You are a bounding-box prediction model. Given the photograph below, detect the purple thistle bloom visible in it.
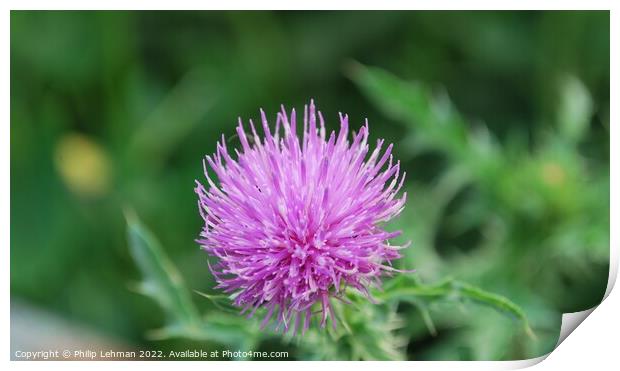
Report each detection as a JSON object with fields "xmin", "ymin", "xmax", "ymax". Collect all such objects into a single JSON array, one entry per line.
[{"xmin": 195, "ymin": 100, "xmax": 409, "ymax": 334}]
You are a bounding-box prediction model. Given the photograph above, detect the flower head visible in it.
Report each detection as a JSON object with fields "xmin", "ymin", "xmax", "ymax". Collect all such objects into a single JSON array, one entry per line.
[{"xmin": 195, "ymin": 100, "xmax": 409, "ymax": 334}]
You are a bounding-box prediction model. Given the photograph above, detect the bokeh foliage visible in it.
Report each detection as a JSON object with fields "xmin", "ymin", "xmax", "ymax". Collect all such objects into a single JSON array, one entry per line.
[{"xmin": 11, "ymin": 11, "xmax": 609, "ymax": 360}]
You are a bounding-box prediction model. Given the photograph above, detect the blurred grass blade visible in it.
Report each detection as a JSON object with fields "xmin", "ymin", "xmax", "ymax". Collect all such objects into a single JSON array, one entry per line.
[
  {"xmin": 412, "ymin": 302, "xmax": 438, "ymax": 337},
  {"xmin": 125, "ymin": 209, "xmax": 200, "ymax": 330},
  {"xmin": 557, "ymin": 75, "xmax": 593, "ymax": 144},
  {"xmin": 130, "ymin": 68, "xmax": 215, "ymax": 164}
]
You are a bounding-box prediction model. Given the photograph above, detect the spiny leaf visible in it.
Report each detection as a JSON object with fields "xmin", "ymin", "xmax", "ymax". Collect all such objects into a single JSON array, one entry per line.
[
  {"xmin": 125, "ymin": 208, "xmax": 200, "ymax": 328},
  {"xmin": 194, "ymin": 290, "xmax": 241, "ymax": 315},
  {"xmin": 377, "ymin": 276, "xmax": 535, "ymax": 340},
  {"xmin": 454, "ymin": 280, "xmax": 536, "ymax": 339},
  {"xmin": 296, "ymin": 290, "xmax": 407, "ymax": 361},
  {"xmin": 126, "ymin": 209, "xmax": 259, "ymax": 348}
]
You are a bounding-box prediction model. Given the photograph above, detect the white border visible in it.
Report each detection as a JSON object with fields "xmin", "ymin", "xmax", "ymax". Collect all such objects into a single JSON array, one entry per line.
[
  {"xmin": 4, "ymin": 2, "xmax": 617, "ymax": 370},
  {"xmin": 0, "ymin": 0, "xmax": 616, "ymax": 10}
]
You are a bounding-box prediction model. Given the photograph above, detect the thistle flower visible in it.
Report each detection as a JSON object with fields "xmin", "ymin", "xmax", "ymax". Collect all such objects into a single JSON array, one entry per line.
[{"xmin": 195, "ymin": 100, "xmax": 409, "ymax": 334}]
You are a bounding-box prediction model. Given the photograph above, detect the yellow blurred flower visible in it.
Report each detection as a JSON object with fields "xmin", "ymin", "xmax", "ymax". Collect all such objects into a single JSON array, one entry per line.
[{"xmin": 54, "ymin": 133, "xmax": 111, "ymax": 197}]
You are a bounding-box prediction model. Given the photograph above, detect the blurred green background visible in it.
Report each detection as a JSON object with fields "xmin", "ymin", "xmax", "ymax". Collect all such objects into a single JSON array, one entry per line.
[{"xmin": 11, "ymin": 11, "xmax": 609, "ymax": 360}]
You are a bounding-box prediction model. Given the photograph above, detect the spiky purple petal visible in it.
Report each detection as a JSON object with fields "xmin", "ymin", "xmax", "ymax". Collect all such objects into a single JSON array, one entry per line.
[{"xmin": 195, "ymin": 100, "xmax": 408, "ymax": 333}]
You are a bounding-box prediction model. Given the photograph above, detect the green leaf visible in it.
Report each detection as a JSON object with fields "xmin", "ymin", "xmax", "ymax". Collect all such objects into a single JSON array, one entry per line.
[
  {"xmin": 194, "ymin": 290, "xmax": 241, "ymax": 315},
  {"xmin": 347, "ymin": 62, "xmax": 470, "ymax": 157},
  {"xmin": 377, "ymin": 276, "xmax": 535, "ymax": 340},
  {"xmin": 346, "ymin": 61, "xmax": 434, "ymax": 124},
  {"xmin": 347, "ymin": 62, "xmax": 501, "ymax": 177},
  {"xmin": 148, "ymin": 313, "xmax": 258, "ymax": 353},
  {"xmin": 125, "ymin": 209, "xmax": 200, "ymax": 330},
  {"xmin": 298, "ymin": 295, "xmax": 407, "ymax": 361},
  {"xmin": 126, "ymin": 209, "xmax": 260, "ymax": 349}
]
